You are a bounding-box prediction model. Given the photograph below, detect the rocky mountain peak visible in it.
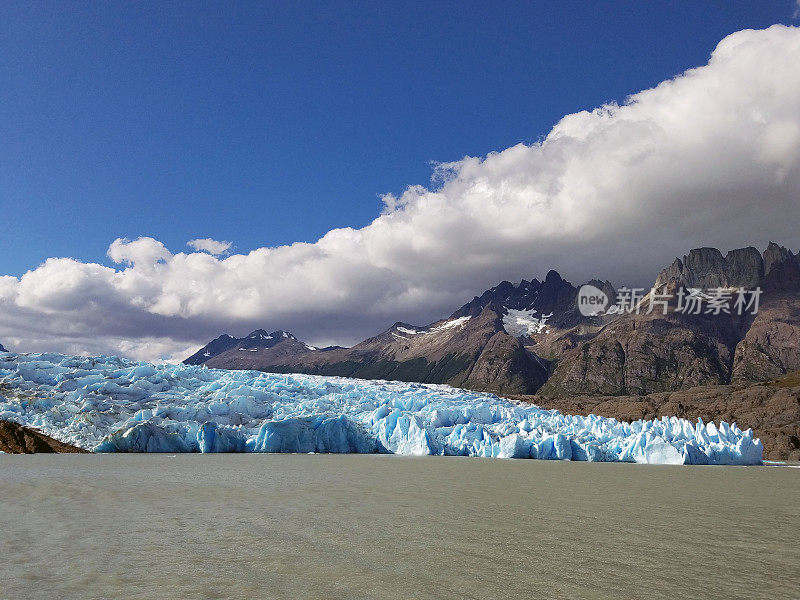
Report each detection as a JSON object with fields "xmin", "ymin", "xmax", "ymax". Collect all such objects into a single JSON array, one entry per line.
[
  {"xmin": 654, "ymin": 245, "xmax": 764, "ymax": 290},
  {"xmin": 245, "ymin": 329, "xmax": 297, "ymax": 341},
  {"xmin": 544, "ymin": 269, "xmax": 563, "ymax": 284},
  {"xmin": 723, "ymin": 247, "xmax": 764, "ymax": 288},
  {"xmin": 0, "ymin": 341, "xmax": 6, "ymax": 353},
  {"xmin": 763, "ymin": 241, "xmax": 797, "ymax": 276},
  {"xmin": 184, "ymin": 328, "xmax": 300, "ymax": 365},
  {"xmin": 762, "ymin": 242, "xmax": 800, "ymax": 292},
  {"xmin": 184, "ymin": 333, "xmax": 240, "ymax": 365},
  {"xmin": 451, "ymin": 270, "xmax": 578, "ymax": 320},
  {"xmin": 583, "ymin": 279, "xmax": 617, "ymax": 304},
  {"xmin": 246, "ymin": 329, "xmax": 270, "ymax": 338}
]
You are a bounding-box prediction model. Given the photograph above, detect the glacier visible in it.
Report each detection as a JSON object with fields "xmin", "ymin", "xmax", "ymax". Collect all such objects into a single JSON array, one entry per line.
[{"xmin": 0, "ymin": 352, "xmax": 762, "ymax": 464}]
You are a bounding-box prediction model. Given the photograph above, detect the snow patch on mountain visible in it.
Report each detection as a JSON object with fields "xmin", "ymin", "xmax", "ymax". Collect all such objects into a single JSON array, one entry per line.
[
  {"xmin": 429, "ymin": 316, "xmax": 471, "ymax": 333},
  {"xmin": 393, "ymin": 318, "xmax": 471, "ymax": 339},
  {"xmin": 503, "ymin": 308, "xmax": 552, "ymax": 337},
  {"xmin": 396, "ymin": 327, "xmax": 422, "ymax": 335}
]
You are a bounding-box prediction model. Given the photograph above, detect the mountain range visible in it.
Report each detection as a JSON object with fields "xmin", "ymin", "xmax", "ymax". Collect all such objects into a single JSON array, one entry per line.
[
  {"xmin": 187, "ymin": 242, "xmax": 800, "ymax": 395},
  {"xmin": 186, "ymin": 268, "xmax": 610, "ymax": 394},
  {"xmin": 185, "ymin": 242, "xmax": 800, "ymax": 459}
]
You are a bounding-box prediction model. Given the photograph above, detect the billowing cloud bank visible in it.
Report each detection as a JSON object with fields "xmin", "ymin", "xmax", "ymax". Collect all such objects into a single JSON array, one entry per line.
[{"xmin": 2, "ymin": 26, "xmax": 800, "ymax": 361}]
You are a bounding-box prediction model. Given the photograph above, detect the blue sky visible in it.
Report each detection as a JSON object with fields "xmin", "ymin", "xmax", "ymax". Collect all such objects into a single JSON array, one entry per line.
[{"xmin": 2, "ymin": 1, "xmax": 797, "ymax": 277}]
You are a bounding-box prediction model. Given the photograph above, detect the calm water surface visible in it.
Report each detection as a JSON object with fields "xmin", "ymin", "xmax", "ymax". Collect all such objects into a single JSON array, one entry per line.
[{"xmin": 1, "ymin": 455, "xmax": 798, "ymax": 600}]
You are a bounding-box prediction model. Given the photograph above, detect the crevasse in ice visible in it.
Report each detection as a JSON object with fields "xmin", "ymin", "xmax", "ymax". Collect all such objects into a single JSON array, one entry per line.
[{"xmin": 0, "ymin": 352, "xmax": 762, "ymax": 464}]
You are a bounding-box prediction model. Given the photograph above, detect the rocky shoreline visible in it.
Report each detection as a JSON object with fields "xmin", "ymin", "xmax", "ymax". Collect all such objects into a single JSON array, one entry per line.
[{"xmin": 0, "ymin": 420, "xmax": 87, "ymax": 454}]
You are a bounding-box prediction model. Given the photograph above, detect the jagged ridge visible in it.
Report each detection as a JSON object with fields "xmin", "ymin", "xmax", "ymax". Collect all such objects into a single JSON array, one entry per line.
[{"xmin": 186, "ymin": 242, "xmax": 800, "ymax": 401}]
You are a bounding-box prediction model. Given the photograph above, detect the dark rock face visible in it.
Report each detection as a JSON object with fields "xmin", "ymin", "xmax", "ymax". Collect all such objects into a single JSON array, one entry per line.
[
  {"xmin": 653, "ymin": 246, "xmax": 764, "ymax": 290},
  {"xmin": 539, "ymin": 312, "xmax": 738, "ymax": 396},
  {"xmin": 544, "ymin": 242, "xmax": 800, "ymax": 397},
  {"xmin": 0, "ymin": 341, "xmax": 6, "ymax": 352},
  {"xmin": 0, "ymin": 421, "xmax": 87, "ymax": 453},
  {"xmin": 763, "ymin": 246, "xmax": 800, "ymax": 292},
  {"xmin": 731, "ymin": 293, "xmax": 800, "ymax": 383},
  {"xmin": 461, "ymin": 329, "xmax": 549, "ymax": 394},
  {"xmin": 763, "ymin": 241, "xmax": 796, "ymax": 277}
]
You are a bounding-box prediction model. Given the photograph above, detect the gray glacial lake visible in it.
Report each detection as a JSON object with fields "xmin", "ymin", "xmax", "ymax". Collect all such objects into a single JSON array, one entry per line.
[{"xmin": 1, "ymin": 454, "xmax": 798, "ymax": 600}]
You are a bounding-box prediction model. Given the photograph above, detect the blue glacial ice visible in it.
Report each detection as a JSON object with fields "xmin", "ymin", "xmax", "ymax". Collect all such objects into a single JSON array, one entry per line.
[{"xmin": 0, "ymin": 352, "xmax": 762, "ymax": 464}]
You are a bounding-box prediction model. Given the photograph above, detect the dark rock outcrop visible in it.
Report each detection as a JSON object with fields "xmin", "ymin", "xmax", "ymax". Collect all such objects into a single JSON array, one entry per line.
[
  {"xmin": 653, "ymin": 246, "xmax": 764, "ymax": 290},
  {"xmin": 543, "ymin": 242, "xmax": 800, "ymax": 397},
  {"xmin": 0, "ymin": 421, "xmax": 87, "ymax": 454},
  {"xmin": 538, "ymin": 303, "xmax": 745, "ymax": 396},
  {"xmin": 731, "ymin": 293, "xmax": 800, "ymax": 383},
  {"xmin": 763, "ymin": 241, "xmax": 796, "ymax": 277}
]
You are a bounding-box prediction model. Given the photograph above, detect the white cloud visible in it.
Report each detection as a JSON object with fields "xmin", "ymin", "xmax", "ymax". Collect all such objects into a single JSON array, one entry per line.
[
  {"xmin": 1, "ymin": 25, "xmax": 800, "ymax": 361},
  {"xmin": 187, "ymin": 238, "xmax": 232, "ymax": 255}
]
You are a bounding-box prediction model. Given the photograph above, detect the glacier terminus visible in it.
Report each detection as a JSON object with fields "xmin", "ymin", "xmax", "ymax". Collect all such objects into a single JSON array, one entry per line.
[{"xmin": 0, "ymin": 352, "xmax": 762, "ymax": 465}]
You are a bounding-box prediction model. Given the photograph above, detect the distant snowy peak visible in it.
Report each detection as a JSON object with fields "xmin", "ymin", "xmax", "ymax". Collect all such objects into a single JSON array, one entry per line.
[
  {"xmin": 184, "ymin": 333, "xmax": 240, "ymax": 365},
  {"xmin": 451, "ymin": 270, "xmax": 579, "ymax": 320},
  {"xmin": 184, "ymin": 329, "xmax": 302, "ymax": 365},
  {"xmin": 451, "ymin": 270, "xmax": 616, "ymax": 342},
  {"xmin": 243, "ymin": 329, "xmax": 296, "ymax": 343},
  {"xmin": 246, "ymin": 329, "xmax": 274, "ymax": 341}
]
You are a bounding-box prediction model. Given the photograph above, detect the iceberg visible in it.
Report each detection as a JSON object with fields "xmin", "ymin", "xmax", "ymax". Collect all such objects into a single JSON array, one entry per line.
[{"xmin": 0, "ymin": 352, "xmax": 762, "ymax": 464}]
